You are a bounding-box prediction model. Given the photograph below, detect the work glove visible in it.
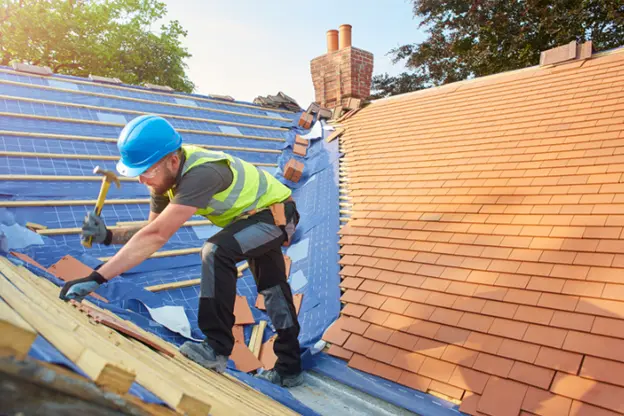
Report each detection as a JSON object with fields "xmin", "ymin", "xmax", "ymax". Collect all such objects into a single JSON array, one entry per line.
[
  {"xmin": 59, "ymin": 270, "xmax": 107, "ymax": 302},
  {"xmin": 82, "ymin": 211, "xmax": 112, "ymax": 245}
]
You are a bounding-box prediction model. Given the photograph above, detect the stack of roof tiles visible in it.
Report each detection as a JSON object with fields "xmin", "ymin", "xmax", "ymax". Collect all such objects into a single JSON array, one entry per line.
[{"xmin": 325, "ymin": 48, "xmax": 624, "ymax": 415}]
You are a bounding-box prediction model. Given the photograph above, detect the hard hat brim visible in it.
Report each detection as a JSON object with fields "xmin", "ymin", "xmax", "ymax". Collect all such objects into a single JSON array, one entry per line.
[{"xmin": 116, "ymin": 159, "xmax": 150, "ymax": 178}]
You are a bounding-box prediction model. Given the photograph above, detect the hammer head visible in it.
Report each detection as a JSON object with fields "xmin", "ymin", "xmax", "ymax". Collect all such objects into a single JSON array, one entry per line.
[{"xmin": 93, "ymin": 166, "xmax": 121, "ymax": 188}]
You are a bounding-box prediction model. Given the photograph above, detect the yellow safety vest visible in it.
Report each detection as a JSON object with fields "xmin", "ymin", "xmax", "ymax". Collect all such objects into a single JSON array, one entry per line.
[{"xmin": 166, "ymin": 145, "xmax": 292, "ymax": 227}]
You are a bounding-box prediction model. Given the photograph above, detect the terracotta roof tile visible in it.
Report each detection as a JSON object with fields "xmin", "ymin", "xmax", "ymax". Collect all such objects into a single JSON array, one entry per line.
[
  {"xmin": 513, "ymin": 305, "xmax": 555, "ymax": 326},
  {"xmin": 550, "ymin": 372, "xmax": 624, "ymax": 414},
  {"xmin": 522, "ymin": 386, "xmax": 572, "ymax": 416},
  {"xmin": 337, "ymin": 51, "xmax": 624, "ymax": 411},
  {"xmin": 508, "ymin": 361, "xmax": 555, "ymax": 390},
  {"xmin": 478, "ymin": 377, "xmax": 528, "ymax": 416},
  {"xmin": 429, "ymin": 307, "xmax": 463, "ymax": 326},
  {"xmin": 498, "ymin": 338, "xmax": 540, "ymax": 364},
  {"xmin": 348, "ymin": 354, "xmax": 376, "ymax": 374},
  {"xmin": 363, "ymin": 324, "xmax": 394, "ymax": 343},
  {"xmin": 327, "ymin": 344, "xmax": 354, "ymax": 361},
  {"xmin": 391, "ymin": 349, "xmax": 425, "ymax": 374},
  {"xmin": 418, "ymin": 357, "xmax": 456, "ymax": 382},
  {"xmin": 569, "ymin": 401, "xmax": 622, "ymax": 416},
  {"xmin": 591, "ymin": 316, "xmax": 624, "ymax": 338},
  {"xmin": 387, "ymin": 331, "xmax": 419, "ymax": 351},
  {"xmin": 453, "ymin": 296, "xmax": 487, "ymax": 313},
  {"xmin": 459, "ymin": 392, "xmax": 481, "ymax": 415},
  {"xmin": 360, "ymin": 308, "xmax": 390, "ymax": 326},
  {"xmin": 398, "ymin": 371, "xmax": 432, "ymax": 392},
  {"xmin": 322, "ymin": 318, "xmax": 350, "ymax": 346},
  {"xmin": 457, "ymin": 312, "xmax": 494, "ymax": 333},
  {"xmin": 341, "ymin": 303, "xmax": 367, "ymax": 318},
  {"xmin": 534, "ymin": 347, "xmax": 582, "ymax": 374},
  {"xmin": 473, "ymin": 353, "xmax": 514, "ymax": 378}
]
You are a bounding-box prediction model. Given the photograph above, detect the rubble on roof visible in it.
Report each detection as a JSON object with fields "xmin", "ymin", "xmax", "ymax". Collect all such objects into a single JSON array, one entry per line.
[{"xmin": 253, "ymin": 91, "xmax": 302, "ymax": 112}]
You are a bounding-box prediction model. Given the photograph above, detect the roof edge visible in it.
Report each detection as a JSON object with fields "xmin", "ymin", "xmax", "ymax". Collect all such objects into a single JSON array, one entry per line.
[{"xmin": 371, "ymin": 44, "xmax": 624, "ymax": 105}]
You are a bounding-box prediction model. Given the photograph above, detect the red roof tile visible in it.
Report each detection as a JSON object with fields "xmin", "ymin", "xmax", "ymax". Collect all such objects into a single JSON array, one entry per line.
[{"xmin": 336, "ymin": 48, "xmax": 624, "ymax": 413}]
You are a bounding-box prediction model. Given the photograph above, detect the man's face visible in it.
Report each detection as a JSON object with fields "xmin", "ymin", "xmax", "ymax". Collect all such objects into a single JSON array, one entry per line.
[{"xmin": 138, "ymin": 153, "xmax": 179, "ymax": 195}]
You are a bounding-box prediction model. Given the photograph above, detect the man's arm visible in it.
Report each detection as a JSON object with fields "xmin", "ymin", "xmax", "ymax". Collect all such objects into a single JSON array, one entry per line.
[
  {"xmin": 97, "ymin": 204, "xmax": 196, "ymax": 280},
  {"xmin": 109, "ymin": 211, "xmax": 160, "ymax": 245}
]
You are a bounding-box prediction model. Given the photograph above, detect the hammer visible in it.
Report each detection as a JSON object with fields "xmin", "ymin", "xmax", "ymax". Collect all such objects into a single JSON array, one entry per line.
[{"xmin": 81, "ymin": 166, "xmax": 121, "ymax": 248}]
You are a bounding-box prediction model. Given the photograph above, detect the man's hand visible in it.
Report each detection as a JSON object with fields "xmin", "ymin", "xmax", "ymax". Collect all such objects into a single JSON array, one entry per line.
[
  {"xmin": 82, "ymin": 212, "xmax": 111, "ymax": 245},
  {"xmin": 59, "ymin": 271, "xmax": 107, "ymax": 302}
]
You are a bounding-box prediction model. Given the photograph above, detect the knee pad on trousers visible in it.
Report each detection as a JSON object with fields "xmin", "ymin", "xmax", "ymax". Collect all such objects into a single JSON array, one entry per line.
[{"xmin": 261, "ymin": 285, "xmax": 295, "ymax": 330}]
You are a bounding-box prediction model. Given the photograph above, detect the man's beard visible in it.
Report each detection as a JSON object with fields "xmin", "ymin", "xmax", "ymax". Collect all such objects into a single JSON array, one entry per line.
[{"xmin": 148, "ymin": 174, "xmax": 176, "ymax": 195}]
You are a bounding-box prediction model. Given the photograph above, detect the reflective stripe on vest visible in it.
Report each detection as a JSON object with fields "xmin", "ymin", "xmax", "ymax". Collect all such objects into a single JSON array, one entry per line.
[{"xmin": 167, "ymin": 145, "xmax": 291, "ymax": 227}]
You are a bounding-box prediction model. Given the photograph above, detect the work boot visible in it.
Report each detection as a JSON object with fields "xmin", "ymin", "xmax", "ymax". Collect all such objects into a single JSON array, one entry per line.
[
  {"xmin": 179, "ymin": 340, "xmax": 228, "ymax": 373},
  {"xmin": 256, "ymin": 369, "xmax": 304, "ymax": 387}
]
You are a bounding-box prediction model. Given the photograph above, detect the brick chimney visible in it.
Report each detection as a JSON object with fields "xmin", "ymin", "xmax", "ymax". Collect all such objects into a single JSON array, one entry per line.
[{"xmin": 310, "ymin": 24, "xmax": 374, "ymax": 109}]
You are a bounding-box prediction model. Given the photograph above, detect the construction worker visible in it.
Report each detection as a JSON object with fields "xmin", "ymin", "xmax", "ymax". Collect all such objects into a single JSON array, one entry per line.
[{"xmin": 59, "ymin": 114, "xmax": 304, "ymax": 387}]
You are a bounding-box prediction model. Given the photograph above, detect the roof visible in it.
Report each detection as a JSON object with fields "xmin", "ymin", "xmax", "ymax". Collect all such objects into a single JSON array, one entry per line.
[
  {"xmin": 328, "ymin": 47, "xmax": 624, "ymax": 415},
  {"xmin": 0, "ymin": 65, "xmax": 326, "ymax": 415}
]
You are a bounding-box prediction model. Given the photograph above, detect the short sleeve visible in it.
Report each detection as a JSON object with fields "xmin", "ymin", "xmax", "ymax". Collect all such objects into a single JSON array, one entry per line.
[
  {"xmin": 171, "ymin": 161, "xmax": 233, "ymax": 208},
  {"xmin": 150, "ymin": 192, "xmax": 170, "ymax": 214}
]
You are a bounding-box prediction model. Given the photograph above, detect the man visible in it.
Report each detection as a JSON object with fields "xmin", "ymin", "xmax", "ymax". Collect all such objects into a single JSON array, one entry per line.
[{"xmin": 59, "ymin": 114, "xmax": 303, "ymax": 387}]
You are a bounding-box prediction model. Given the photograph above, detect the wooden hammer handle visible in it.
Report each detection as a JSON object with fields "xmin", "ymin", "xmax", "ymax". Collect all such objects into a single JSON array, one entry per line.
[{"xmin": 81, "ymin": 178, "xmax": 112, "ymax": 248}]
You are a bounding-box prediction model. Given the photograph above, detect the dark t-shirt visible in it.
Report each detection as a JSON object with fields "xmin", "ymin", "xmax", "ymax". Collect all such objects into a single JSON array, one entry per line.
[{"xmin": 150, "ymin": 155, "xmax": 234, "ymax": 213}]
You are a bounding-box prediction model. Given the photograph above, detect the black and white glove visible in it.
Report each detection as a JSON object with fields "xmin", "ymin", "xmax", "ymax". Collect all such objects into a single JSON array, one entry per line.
[
  {"xmin": 82, "ymin": 212, "xmax": 112, "ymax": 245},
  {"xmin": 59, "ymin": 270, "xmax": 107, "ymax": 302}
]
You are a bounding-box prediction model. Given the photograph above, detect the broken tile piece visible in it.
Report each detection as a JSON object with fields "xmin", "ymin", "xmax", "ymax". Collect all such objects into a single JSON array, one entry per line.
[
  {"xmin": 231, "ymin": 341, "xmax": 262, "ymax": 373},
  {"xmin": 10, "ymin": 251, "xmax": 47, "ymax": 271},
  {"xmin": 47, "ymin": 255, "xmax": 108, "ymax": 303},
  {"xmin": 232, "ymin": 325, "xmax": 245, "ymax": 344},
  {"xmin": 48, "ymin": 255, "xmax": 95, "ymax": 281},
  {"xmin": 259, "ymin": 335, "xmax": 278, "ymax": 371},
  {"xmin": 234, "ymin": 295, "xmax": 254, "ymax": 325}
]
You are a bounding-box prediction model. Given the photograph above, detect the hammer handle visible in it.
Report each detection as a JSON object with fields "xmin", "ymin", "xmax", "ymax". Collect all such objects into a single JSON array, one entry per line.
[{"xmin": 81, "ymin": 178, "xmax": 112, "ymax": 248}]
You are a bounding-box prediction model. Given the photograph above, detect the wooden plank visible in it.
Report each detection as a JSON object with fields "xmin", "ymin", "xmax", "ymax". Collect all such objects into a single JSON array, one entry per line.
[
  {"xmin": 99, "ymin": 245, "xmax": 248, "ymax": 262},
  {"xmin": 0, "ymin": 198, "xmax": 149, "ymax": 208},
  {"xmin": 0, "ymin": 74, "xmax": 294, "ymax": 115},
  {"xmin": 25, "ymin": 222, "xmax": 47, "ymax": 230},
  {"xmin": 144, "ymin": 263, "xmax": 249, "ymax": 292},
  {"xmin": 0, "ymin": 92, "xmax": 290, "ymax": 127},
  {"xmin": 0, "ymin": 260, "xmax": 215, "ymax": 414},
  {"xmin": 0, "ymin": 174, "xmax": 137, "ymax": 182},
  {"xmin": 0, "ymin": 265, "xmax": 135, "ymax": 395},
  {"xmin": 38, "ymin": 219, "xmax": 213, "ymax": 236},
  {"xmin": 0, "ymin": 298, "xmax": 38, "ymax": 359},
  {"xmin": 249, "ymin": 321, "xmax": 267, "ymax": 359},
  {"xmin": 0, "ymin": 112, "xmax": 284, "ymax": 142},
  {"xmin": 17, "ymin": 262, "xmax": 293, "ymax": 415},
  {"xmin": 0, "ymin": 130, "xmax": 282, "ymax": 153}
]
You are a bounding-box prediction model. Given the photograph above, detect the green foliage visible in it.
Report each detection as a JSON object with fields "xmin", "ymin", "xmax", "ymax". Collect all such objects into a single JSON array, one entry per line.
[
  {"xmin": 371, "ymin": 0, "xmax": 624, "ymax": 99},
  {"xmin": 0, "ymin": 0, "xmax": 194, "ymax": 92}
]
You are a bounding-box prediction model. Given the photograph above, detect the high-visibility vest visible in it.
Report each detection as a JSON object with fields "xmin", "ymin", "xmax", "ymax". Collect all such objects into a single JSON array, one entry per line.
[{"xmin": 166, "ymin": 145, "xmax": 292, "ymax": 227}]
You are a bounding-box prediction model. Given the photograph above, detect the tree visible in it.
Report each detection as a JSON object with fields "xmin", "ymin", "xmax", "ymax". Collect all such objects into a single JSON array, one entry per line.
[
  {"xmin": 371, "ymin": 0, "xmax": 624, "ymax": 99},
  {"xmin": 0, "ymin": 0, "xmax": 194, "ymax": 92}
]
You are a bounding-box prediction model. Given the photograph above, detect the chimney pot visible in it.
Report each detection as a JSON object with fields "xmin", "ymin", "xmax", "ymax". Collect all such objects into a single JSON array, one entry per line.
[
  {"xmin": 326, "ymin": 30, "xmax": 338, "ymax": 53},
  {"xmin": 339, "ymin": 24, "xmax": 352, "ymax": 49}
]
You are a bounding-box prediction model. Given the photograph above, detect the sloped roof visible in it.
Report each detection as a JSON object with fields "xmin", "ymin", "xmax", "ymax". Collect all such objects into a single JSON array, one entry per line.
[
  {"xmin": 329, "ymin": 48, "xmax": 624, "ymax": 415},
  {"xmin": 0, "ymin": 65, "xmax": 323, "ymax": 414}
]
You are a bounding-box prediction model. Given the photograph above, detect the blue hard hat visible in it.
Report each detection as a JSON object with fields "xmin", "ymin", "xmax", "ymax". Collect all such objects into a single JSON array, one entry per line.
[{"xmin": 116, "ymin": 115, "xmax": 182, "ymax": 177}]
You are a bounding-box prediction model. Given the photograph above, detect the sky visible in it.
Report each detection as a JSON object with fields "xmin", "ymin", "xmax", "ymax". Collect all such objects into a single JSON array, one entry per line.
[{"xmin": 157, "ymin": 0, "xmax": 426, "ymax": 106}]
